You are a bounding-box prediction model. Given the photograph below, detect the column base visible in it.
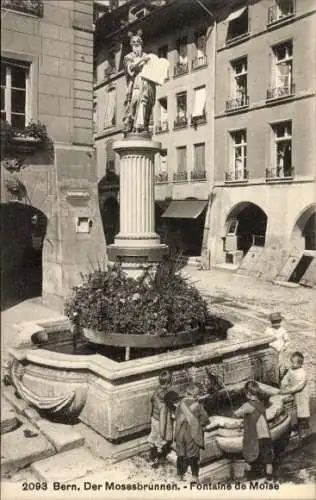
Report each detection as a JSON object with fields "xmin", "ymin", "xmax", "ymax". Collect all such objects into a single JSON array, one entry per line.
[{"xmin": 107, "ymin": 243, "xmax": 168, "ymax": 264}]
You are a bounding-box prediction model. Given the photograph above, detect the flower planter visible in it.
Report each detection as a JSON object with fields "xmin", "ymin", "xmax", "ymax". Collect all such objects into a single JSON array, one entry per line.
[
  {"xmin": 10, "ymin": 136, "xmax": 42, "ymax": 154},
  {"xmin": 82, "ymin": 327, "xmax": 200, "ymax": 350}
]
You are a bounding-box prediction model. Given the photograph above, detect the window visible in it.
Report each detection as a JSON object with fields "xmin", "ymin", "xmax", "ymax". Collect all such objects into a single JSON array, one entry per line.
[
  {"xmin": 155, "ymin": 97, "xmax": 168, "ymax": 133},
  {"xmin": 176, "ymin": 146, "xmax": 187, "ymax": 173},
  {"xmin": 192, "ymin": 29, "xmax": 207, "ymax": 69},
  {"xmin": 192, "ymin": 143, "xmax": 206, "ymax": 180},
  {"xmin": 155, "ymin": 148, "xmax": 169, "ymax": 183},
  {"xmin": 104, "ymin": 50, "xmax": 116, "ymax": 78},
  {"xmin": 270, "ymin": 121, "xmax": 293, "ymax": 178},
  {"xmin": 104, "ymin": 87, "xmax": 116, "ymax": 128},
  {"xmin": 226, "ymin": 7, "xmax": 249, "ymax": 43},
  {"xmin": 229, "ymin": 130, "xmax": 248, "ymax": 180},
  {"xmin": 227, "ymin": 57, "xmax": 248, "ymax": 110},
  {"xmin": 1, "ymin": 60, "xmax": 30, "ymax": 130},
  {"xmin": 158, "ymin": 45, "xmax": 168, "ymax": 59},
  {"xmin": 268, "ymin": 0, "xmax": 295, "ymax": 24},
  {"xmin": 268, "ymin": 41, "xmax": 294, "ymax": 99},
  {"xmin": 174, "ymin": 37, "xmax": 188, "ymax": 76},
  {"xmin": 192, "ymin": 86, "xmax": 206, "ymax": 124},
  {"xmin": 158, "ymin": 45, "xmax": 169, "ymax": 79},
  {"xmin": 174, "ymin": 92, "xmax": 187, "ymax": 128}
]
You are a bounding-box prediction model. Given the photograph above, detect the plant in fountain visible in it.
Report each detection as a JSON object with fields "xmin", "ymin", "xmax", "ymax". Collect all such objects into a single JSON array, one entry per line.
[{"xmin": 65, "ymin": 254, "xmax": 208, "ymax": 337}]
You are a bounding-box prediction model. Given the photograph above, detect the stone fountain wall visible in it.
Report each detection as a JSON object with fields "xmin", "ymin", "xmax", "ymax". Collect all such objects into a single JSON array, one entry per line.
[{"xmin": 8, "ymin": 318, "xmax": 278, "ymax": 442}]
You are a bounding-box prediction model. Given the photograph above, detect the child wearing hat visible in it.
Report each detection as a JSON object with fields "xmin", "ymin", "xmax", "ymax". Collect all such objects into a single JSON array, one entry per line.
[
  {"xmin": 148, "ymin": 370, "xmax": 179, "ymax": 468},
  {"xmin": 174, "ymin": 383, "xmax": 209, "ymax": 483},
  {"xmin": 281, "ymin": 351, "xmax": 310, "ymax": 440},
  {"xmin": 234, "ymin": 380, "xmax": 274, "ymax": 481},
  {"xmin": 266, "ymin": 312, "xmax": 290, "ymax": 381}
]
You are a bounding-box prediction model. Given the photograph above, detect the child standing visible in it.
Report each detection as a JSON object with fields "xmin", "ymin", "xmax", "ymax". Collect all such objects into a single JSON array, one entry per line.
[
  {"xmin": 234, "ymin": 380, "xmax": 274, "ymax": 481},
  {"xmin": 281, "ymin": 351, "xmax": 310, "ymax": 440},
  {"xmin": 174, "ymin": 384, "xmax": 209, "ymax": 483},
  {"xmin": 266, "ymin": 312, "xmax": 290, "ymax": 380},
  {"xmin": 147, "ymin": 370, "xmax": 176, "ymax": 468}
]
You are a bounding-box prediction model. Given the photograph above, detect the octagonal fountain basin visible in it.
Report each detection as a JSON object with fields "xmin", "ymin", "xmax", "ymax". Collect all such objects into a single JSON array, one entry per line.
[
  {"xmin": 203, "ymin": 382, "xmax": 291, "ymax": 456},
  {"xmin": 7, "ymin": 317, "xmax": 280, "ymax": 441}
]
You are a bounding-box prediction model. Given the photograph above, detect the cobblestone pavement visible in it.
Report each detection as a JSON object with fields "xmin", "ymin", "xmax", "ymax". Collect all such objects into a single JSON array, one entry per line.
[{"xmin": 182, "ymin": 267, "xmax": 316, "ymax": 397}]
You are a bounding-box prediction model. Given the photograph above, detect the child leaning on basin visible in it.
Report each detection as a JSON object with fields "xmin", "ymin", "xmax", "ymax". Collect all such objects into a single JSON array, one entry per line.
[
  {"xmin": 266, "ymin": 312, "xmax": 290, "ymax": 380},
  {"xmin": 233, "ymin": 380, "xmax": 274, "ymax": 481},
  {"xmin": 280, "ymin": 351, "xmax": 311, "ymax": 440}
]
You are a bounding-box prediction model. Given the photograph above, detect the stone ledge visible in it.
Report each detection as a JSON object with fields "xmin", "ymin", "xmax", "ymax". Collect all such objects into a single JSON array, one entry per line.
[
  {"xmin": 31, "ymin": 448, "xmax": 105, "ymax": 483},
  {"xmin": 1, "ymin": 423, "xmax": 55, "ymax": 477},
  {"xmin": 35, "ymin": 419, "xmax": 85, "ymax": 453}
]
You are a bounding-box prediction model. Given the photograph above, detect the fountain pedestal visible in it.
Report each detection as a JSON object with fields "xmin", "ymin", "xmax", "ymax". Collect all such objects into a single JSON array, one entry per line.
[{"xmin": 107, "ymin": 136, "xmax": 167, "ymax": 273}]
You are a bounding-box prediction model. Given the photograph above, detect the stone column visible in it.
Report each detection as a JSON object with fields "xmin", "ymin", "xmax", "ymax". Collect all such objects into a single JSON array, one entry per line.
[{"xmin": 107, "ymin": 137, "xmax": 167, "ymax": 273}]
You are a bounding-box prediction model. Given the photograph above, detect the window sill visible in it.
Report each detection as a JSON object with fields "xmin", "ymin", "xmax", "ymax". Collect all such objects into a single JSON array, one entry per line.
[
  {"xmin": 172, "ymin": 180, "xmax": 189, "ymax": 184},
  {"xmin": 267, "ymin": 13, "xmax": 295, "ymax": 29},
  {"xmin": 190, "ymin": 178, "xmax": 207, "ymax": 183},
  {"xmin": 224, "ymin": 179, "xmax": 249, "ymax": 185},
  {"xmin": 192, "ymin": 63, "xmax": 208, "ymax": 72},
  {"xmin": 266, "ymin": 93, "xmax": 295, "ymax": 104},
  {"xmin": 173, "ymin": 124, "xmax": 188, "ymax": 130},
  {"xmin": 225, "ymin": 104, "xmax": 249, "ymax": 114},
  {"xmin": 265, "ymin": 176, "xmax": 294, "ymax": 183},
  {"xmin": 173, "ymin": 71, "xmax": 189, "ymax": 79},
  {"xmin": 225, "ymin": 32, "xmax": 250, "ymax": 48}
]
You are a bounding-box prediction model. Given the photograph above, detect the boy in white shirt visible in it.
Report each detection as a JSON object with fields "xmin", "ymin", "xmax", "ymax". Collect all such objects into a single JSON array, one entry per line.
[
  {"xmin": 281, "ymin": 351, "xmax": 310, "ymax": 440},
  {"xmin": 266, "ymin": 312, "xmax": 290, "ymax": 381}
]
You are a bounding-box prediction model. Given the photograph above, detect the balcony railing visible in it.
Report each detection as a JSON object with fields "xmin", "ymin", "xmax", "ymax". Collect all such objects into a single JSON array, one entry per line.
[
  {"xmin": 174, "ymin": 115, "xmax": 188, "ymax": 129},
  {"xmin": 190, "ymin": 170, "xmax": 206, "ymax": 181},
  {"xmin": 174, "ymin": 62, "xmax": 189, "ymax": 77},
  {"xmin": 266, "ymin": 166, "xmax": 294, "ymax": 179},
  {"xmin": 191, "ymin": 112, "xmax": 207, "ymax": 127},
  {"xmin": 226, "ymin": 95, "xmax": 249, "ymax": 112},
  {"xmin": 225, "ymin": 170, "xmax": 249, "ymax": 182},
  {"xmin": 173, "ymin": 171, "xmax": 188, "ymax": 182},
  {"xmin": 154, "ymin": 120, "xmax": 169, "ymax": 134},
  {"xmin": 155, "ymin": 171, "xmax": 169, "ymax": 184},
  {"xmin": 192, "ymin": 55, "xmax": 207, "ymax": 70},
  {"xmin": 267, "ymin": 2, "xmax": 294, "ymax": 25},
  {"xmin": 267, "ymin": 84, "xmax": 295, "ymax": 100},
  {"xmin": 2, "ymin": 0, "xmax": 43, "ymax": 16}
]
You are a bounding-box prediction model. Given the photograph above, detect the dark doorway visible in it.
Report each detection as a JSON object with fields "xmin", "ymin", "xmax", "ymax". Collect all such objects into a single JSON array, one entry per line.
[
  {"xmin": 289, "ymin": 255, "xmax": 314, "ymax": 283},
  {"xmin": 226, "ymin": 203, "xmax": 267, "ymax": 256},
  {"xmin": 100, "ymin": 196, "xmax": 119, "ymax": 245},
  {"xmin": 303, "ymin": 213, "xmax": 316, "ymax": 250},
  {"xmin": 1, "ymin": 202, "xmax": 47, "ymax": 310}
]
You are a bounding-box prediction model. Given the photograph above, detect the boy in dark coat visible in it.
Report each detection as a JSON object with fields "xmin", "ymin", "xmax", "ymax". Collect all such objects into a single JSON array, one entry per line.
[
  {"xmin": 234, "ymin": 380, "xmax": 274, "ymax": 480},
  {"xmin": 174, "ymin": 383, "xmax": 209, "ymax": 483}
]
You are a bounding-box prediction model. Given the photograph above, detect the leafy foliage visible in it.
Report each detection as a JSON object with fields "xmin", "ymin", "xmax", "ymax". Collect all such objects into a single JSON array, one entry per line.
[{"xmin": 65, "ymin": 256, "xmax": 208, "ymax": 337}]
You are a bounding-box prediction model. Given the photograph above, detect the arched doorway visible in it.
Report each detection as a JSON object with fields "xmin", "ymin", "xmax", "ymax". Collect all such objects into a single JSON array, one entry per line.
[
  {"xmin": 1, "ymin": 203, "xmax": 47, "ymax": 310},
  {"xmin": 292, "ymin": 204, "xmax": 316, "ymax": 251},
  {"xmin": 224, "ymin": 202, "xmax": 267, "ymax": 258}
]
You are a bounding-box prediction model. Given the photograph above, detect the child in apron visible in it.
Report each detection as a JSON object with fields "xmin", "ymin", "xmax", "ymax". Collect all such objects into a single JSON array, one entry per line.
[{"xmin": 281, "ymin": 351, "xmax": 310, "ymax": 440}]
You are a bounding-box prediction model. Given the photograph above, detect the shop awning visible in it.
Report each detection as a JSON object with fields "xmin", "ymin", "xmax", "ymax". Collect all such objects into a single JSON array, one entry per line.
[
  {"xmin": 226, "ymin": 6, "xmax": 247, "ymax": 22},
  {"xmin": 161, "ymin": 200, "xmax": 208, "ymax": 219}
]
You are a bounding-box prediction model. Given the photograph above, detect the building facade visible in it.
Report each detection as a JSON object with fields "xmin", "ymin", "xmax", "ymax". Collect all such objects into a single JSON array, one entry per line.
[
  {"xmin": 208, "ymin": 0, "xmax": 316, "ymax": 283},
  {"xmin": 94, "ymin": 0, "xmax": 219, "ymax": 263},
  {"xmin": 95, "ymin": 0, "xmax": 315, "ymax": 282},
  {"xmin": 1, "ymin": 0, "xmax": 104, "ymax": 310}
]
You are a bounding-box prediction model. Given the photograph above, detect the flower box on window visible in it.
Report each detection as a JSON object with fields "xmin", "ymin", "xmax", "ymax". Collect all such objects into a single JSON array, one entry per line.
[{"xmin": 174, "ymin": 62, "xmax": 189, "ymax": 77}]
